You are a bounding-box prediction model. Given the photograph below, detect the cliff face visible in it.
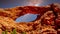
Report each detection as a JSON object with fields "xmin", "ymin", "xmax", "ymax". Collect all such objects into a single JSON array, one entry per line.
[{"xmin": 0, "ymin": 3, "xmax": 60, "ymax": 34}]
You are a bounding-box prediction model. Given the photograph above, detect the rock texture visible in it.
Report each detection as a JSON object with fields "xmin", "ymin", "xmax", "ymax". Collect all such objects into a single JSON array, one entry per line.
[{"xmin": 0, "ymin": 3, "xmax": 60, "ymax": 34}]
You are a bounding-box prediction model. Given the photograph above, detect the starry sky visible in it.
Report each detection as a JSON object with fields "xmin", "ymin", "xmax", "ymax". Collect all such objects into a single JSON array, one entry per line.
[{"xmin": 0, "ymin": 0, "xmax": 60, "ymax": 22}]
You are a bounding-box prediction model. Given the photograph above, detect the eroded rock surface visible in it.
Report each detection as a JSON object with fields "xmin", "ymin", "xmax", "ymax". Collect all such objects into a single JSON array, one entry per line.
[{"xmin": 0, "ymin": 3, "xmax": 60, "ymax": 34}]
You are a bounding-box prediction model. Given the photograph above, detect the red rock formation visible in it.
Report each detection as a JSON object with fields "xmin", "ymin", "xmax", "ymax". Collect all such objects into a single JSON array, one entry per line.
[{"xmin": 0, "ymin": 3, "xmax": 60, "ymax": 34}]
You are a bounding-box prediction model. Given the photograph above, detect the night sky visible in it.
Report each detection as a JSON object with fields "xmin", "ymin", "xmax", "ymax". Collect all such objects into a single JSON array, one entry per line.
[
  {"xmin": 0, "ymin": 0, "xmax": 60, "ymax": 8},
  {"xmin": 0, "ymin": 0, "xmax": 60, "ymax": 22}
]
